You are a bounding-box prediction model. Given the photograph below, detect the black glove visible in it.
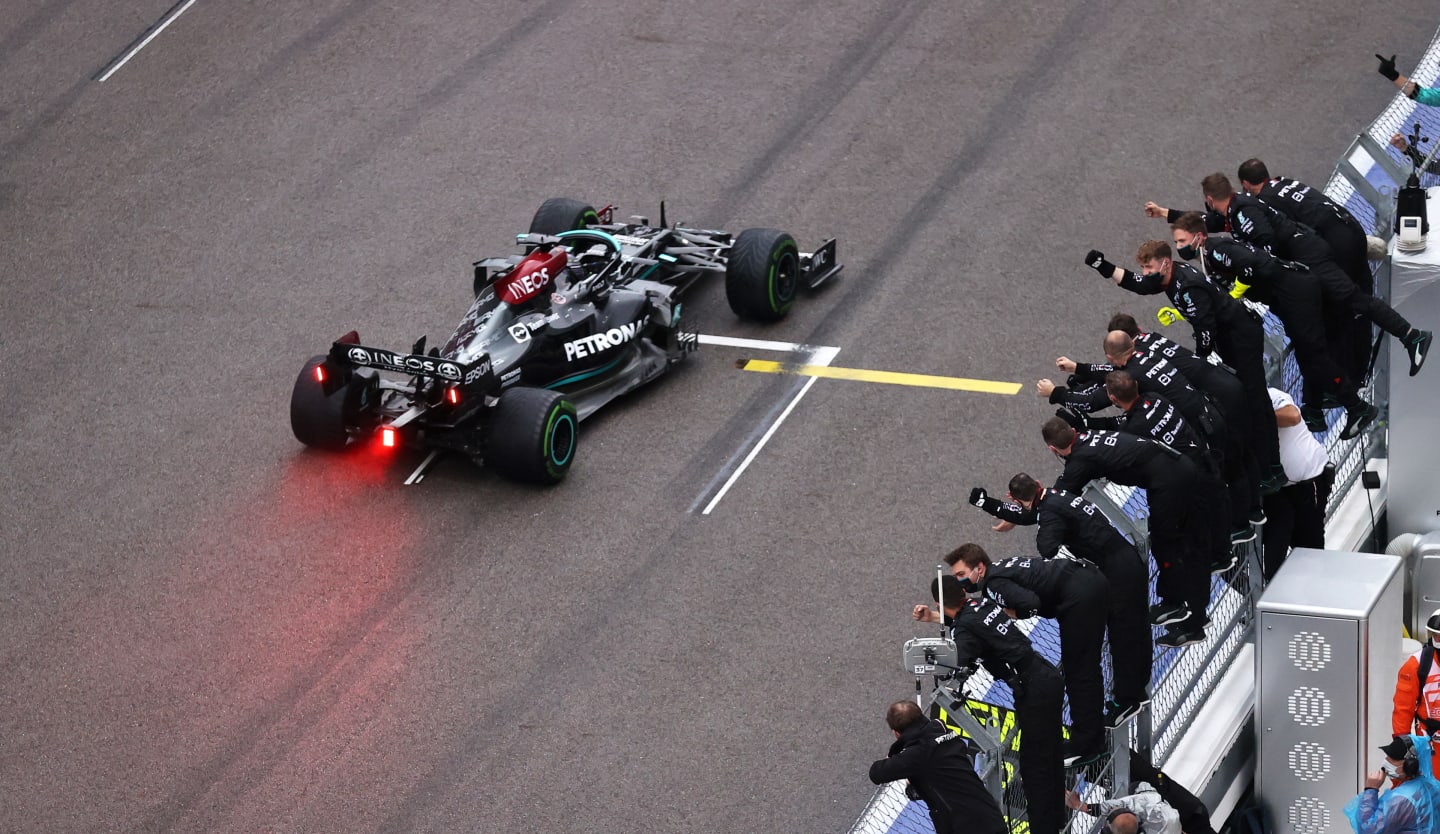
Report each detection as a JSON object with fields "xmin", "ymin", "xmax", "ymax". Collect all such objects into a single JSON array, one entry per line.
[
  {"xmin": 969, "ymin": 487, "xmax": 988, "ymax": 508},
  {"xmin": 1055, "ymin": 407, "xmax": 1087, "ymax": 430},
  {"xmin": 1085, "ymin": 249, "xmax": 1117, "ymax": 277},
  {"xmin": 1377, "ymin": 53, "xmax": 1400, "ymax": 81},
  {"xmin": 905, "ymin": 782, "xmax": 921, "ymax": 801}
]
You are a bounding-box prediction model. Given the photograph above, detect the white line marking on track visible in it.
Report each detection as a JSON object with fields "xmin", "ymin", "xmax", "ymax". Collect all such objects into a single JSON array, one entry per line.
[
  {"xmin": 97, "ymin": 0, "xmax": 198, "ymax": 82},
  {"xmin": 700, "ymin": 345, "xmax": 839, "ymax": 515},
  {"xmin": 404, "ymin": 450, "xmax": 440, "ymax": 485},
  {"xmin": 696, "ymin": 334, "xmax": 837, "ymax": 354}
]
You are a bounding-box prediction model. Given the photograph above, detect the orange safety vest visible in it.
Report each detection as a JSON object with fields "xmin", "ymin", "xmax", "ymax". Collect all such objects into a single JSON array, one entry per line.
[{"xmin": 1394, "ymin": 644, "xmax": 1440, "ymax": 737}]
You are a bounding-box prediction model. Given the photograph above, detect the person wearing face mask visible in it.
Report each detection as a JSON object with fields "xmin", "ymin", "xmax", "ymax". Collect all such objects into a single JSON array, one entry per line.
[
  {"xmin": 967, "ymin": 473, "xmax": 1152, "ymax": 728},
  {"xmin": 1105, "ymin": 309, "xmax": 1283, "ymax": 497},
  {"xmin": 1344, "ymin": 734, "xmax": 1440, "ymax": 834},
  {"xmin": 1168, "ymin": 211, "xmax": 1379, "ymax": 440},
  {"xmin": 912, "ymin": 573, "xmax": 1067, "ymax": 834},
  {"xmin": 1393, "ymin": 611, "xmax": 1440, "ymax": 778},
  {"xmin": 1237, "ymin": 159, "xmax": 1375, "ymax": 379},
  {"xmin": 1151, "ymin": 175, "xmax": 1432, "ymax": 380},
  {"xmin": 1087, "ymin": 244, "xmax": 1281, "ymax": 487},
  {"xmin": 943, "ymin": 543, "xmax": 1109, "ymax": 766},
  {"xmin": 1044, "ymin": 332, "xmax": 1252, "ymax": 551}
]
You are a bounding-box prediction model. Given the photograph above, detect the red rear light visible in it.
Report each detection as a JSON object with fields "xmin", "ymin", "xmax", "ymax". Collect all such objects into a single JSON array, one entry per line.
[
  {"xmin": 380, "ymin": 427, "xmax": 397, "ymax": 448},
  {"xmin": 314, "ymin": 364, "xmax": 327, "ymax": 383},
  {"xmin": 446, "ymin": 387, "xmax": 460, "ymax": 405}
]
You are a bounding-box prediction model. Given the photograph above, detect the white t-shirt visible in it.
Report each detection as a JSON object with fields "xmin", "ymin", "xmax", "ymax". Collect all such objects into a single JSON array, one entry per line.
[{"xmin": 1270, "ymin": 388, "xmax": 1330, "ymax": 483}]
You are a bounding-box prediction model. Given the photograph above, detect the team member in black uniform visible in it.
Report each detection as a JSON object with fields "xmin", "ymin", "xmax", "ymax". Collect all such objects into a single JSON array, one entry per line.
[
  {"xmin": 1150, "ymin": 176, "xmax": 1432, "ymax": 378},
  {"xmin": 1045, "ymin": 332, "xmax": 1219, "ymax": 445},
  {"xmin": 869, "ymin": 700, "xmax": 1008, "ymax": 834},
  {"xmin": 968, "ymin": 474, "xmax": 1152, "ymax": 727},
  {"xmin": 913, "ymin": 574, "xmax": 1067, "ymax": 834},
  {"xmin": 945, "ymin": 543, "xmax": 1109, "ymax": 765},
  {"xmin": 1086, "ymin": 240, "xmax": 1284, "ymax": 493},
  {"xmin": 1237, "ymin": 159, "xmax": 1376, "ymax": 378},
  {"xmin": 1083, "ymin": 372, "xmax": 1251, "ymax": 560},
  {"xmin": 1169, "ymin": 212, "xmax": 1379, "ymax": 439},
  {"xmin": 1106, "ymin": 309, "xmax": 1278, "ymax": 496},
  {"xmin": 1077, "ymin": 372, "xmax": 1208, "ymax": 459},
  {"xmin": 1041, "ymin": 417, "xmax": 1217, "ymax": 648},
  {"xmin": 1043, "ymin": 332, "xmax": 1258, "ymax": 545}
]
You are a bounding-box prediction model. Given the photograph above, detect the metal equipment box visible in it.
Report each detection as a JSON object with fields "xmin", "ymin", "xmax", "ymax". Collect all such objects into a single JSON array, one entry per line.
[
  {"xmin": 1255, "ymin": 548, "xmax": 1404, "ymax": 834},
  {"xmin": 1389, "ymin": 199, "xmax": 1440, "ymax": 537}
]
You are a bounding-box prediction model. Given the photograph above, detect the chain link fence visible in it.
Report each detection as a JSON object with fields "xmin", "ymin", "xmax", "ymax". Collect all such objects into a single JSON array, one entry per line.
[{"xmin": 850, "ymin": 21, "xmax": 1440, "ymax": 834}]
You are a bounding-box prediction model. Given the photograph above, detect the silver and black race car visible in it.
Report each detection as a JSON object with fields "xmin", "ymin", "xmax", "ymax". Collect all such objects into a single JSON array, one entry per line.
[{"xmin": 289, "ymin": 198, "xmax": 841, "ymax": 483}]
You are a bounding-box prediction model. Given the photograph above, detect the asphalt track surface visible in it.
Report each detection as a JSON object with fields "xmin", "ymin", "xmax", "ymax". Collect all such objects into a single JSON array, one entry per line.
[{"xmin": 1, "ymin": 2, "xmax": 1434, "ymax": 832}]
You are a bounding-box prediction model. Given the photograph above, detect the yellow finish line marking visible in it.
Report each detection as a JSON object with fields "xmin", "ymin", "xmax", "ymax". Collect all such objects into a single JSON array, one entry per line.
[{"xmin": 737, "ymin": 360, "xmax": 1022, "ymax": 395}]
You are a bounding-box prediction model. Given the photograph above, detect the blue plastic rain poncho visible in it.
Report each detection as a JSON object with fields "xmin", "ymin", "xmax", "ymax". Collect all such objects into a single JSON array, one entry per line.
[{"xmin": 1346, "ymin": 735, "xmax": 1440, "ymax": 834}]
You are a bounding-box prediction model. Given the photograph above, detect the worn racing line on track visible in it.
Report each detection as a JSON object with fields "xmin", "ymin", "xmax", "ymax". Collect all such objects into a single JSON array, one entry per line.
[
  {"xmin": 737, "ymin": 359, "xmax": 1024, "ymax": 395},
  {"xmin": 190, "ymin": 0, "xmax": 386, "ymax": 123},
  {"xmin": 701, "ymin": 0, "xmax": 934, "ymax": 227},
  {"xmin": 672, "ymin": 0, "xmax": 938, "ymax": 511},
  {"xmin": 674, "ymin": 0, "xmax": 1098, "ymax": 514},
  {"xmin": 792, "ymin": 0, "xmax": 1109, "ymax": 355},
  {"xmin": 306, "ymin": 0, "xmax": 582, "ymax": 199}
]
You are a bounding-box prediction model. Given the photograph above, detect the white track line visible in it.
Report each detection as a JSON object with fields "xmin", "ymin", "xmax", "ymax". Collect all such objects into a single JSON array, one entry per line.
[
  {"xmin": 696, "ymin": 334, "xmax": 834, "ymax": 354},
  {"xmin": 97, "ymin": 0, "xmax": 198, "ymax": 82},
  {"xmin": 701, "ymin": 345, "xmax": 839, "ymax": 515},
  {"xmin": 404, "ymin": 450, "xmax": 440, "ymax": 485}
]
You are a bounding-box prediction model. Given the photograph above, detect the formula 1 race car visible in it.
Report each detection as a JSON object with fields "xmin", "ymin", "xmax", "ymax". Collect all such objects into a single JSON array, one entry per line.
[{"xmin": 289, "ymin": 198, "xmax": 841, "ymax": 483}]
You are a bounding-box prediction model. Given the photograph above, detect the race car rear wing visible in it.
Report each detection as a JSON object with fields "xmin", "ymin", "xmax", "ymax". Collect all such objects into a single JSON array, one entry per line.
[{"xmin": 328, "ymin": 341, "xmax": 494, "ymax": 387}]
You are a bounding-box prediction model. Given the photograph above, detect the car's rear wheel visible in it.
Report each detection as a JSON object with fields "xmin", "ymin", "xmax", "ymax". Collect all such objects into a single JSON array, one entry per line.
[
  {"xmin": 530, "ymin": 198, "xmax": 599, "ymax": 235},
  {"xmin": 484, "ymin": 387, "xmax": 578, "ymax": 484},
  {"xmin": 725, "ymin": 228, "xmax": 799, "ymax": 321},
  {"xmin": 291, "ymin": 355, "xmax": 361, "ymax": 450}
]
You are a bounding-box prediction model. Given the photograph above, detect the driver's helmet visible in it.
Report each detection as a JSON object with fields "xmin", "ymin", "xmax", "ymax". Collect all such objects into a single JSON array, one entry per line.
[{"xmin": 575, "ymin": 243, "xmax": 614, "ymax": 279}]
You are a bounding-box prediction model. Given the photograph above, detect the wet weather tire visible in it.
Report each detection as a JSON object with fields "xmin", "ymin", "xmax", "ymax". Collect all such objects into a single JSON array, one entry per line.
[
  {"xmin": 725, "ymin": 228, "xmax": 799, "ymax": 321},
  {"xmin": 290, "ymin": 356, "xmax": 357, "ymax": 451},
  {"xmin": 485, "ymin": 387, "xmax": 579, "ymax": 484},
  {"xmin": 529, "ymin": 198, "xmax": 599, "ymax": 235}
]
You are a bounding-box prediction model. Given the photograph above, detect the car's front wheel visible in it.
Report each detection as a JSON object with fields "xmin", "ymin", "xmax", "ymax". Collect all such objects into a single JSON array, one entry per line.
[
  {"xmin": 529, "ymin": 198, "xmax": 598, "ymax": 235},
  {"xmin": 484, "ymin": 387, "xmax": 578, "ymax": 484},
  {"xmin": 725, "ymin": 228, "xmax": 799, "ymax": 321}
]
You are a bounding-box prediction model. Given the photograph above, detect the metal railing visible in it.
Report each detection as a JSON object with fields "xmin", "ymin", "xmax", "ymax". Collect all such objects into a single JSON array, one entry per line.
[{"xmin": 849, "ymin": 21, "xmax": 1440, "ymax": 834}]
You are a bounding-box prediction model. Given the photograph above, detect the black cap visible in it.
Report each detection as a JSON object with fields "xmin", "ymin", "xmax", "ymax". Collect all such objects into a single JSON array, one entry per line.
[
  {"xmin": 930, "ymin": 575, "xmax": 965, "ymax": 605},
  {"xmin": 1381, "ymin": 737, "xmax": 1411, "ymax": 760}
]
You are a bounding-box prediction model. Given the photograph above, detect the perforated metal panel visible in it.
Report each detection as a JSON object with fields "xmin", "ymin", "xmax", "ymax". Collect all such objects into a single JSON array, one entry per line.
[
  {"xmin": 1286, "ymin": 797, "xmax": 1332, "ymax": 834},
  {"xmin": 1256, "ymin": 549, "xmax": 1404, "ymax": 834},
  {"xmin": 1287, "ymin": 633, "xmax": 1333, "ymax": 672},
  {"xmin": 1287, "ymin": 742, "xmax": 1332, "ymax": 782},
  {"xmin": 1257, "ymin": 611, "xmax": 1358, "ymax": 834},
  {"xmin": 1287, "ymin": 687, "xmax": 1332, "ymax": 728}
]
